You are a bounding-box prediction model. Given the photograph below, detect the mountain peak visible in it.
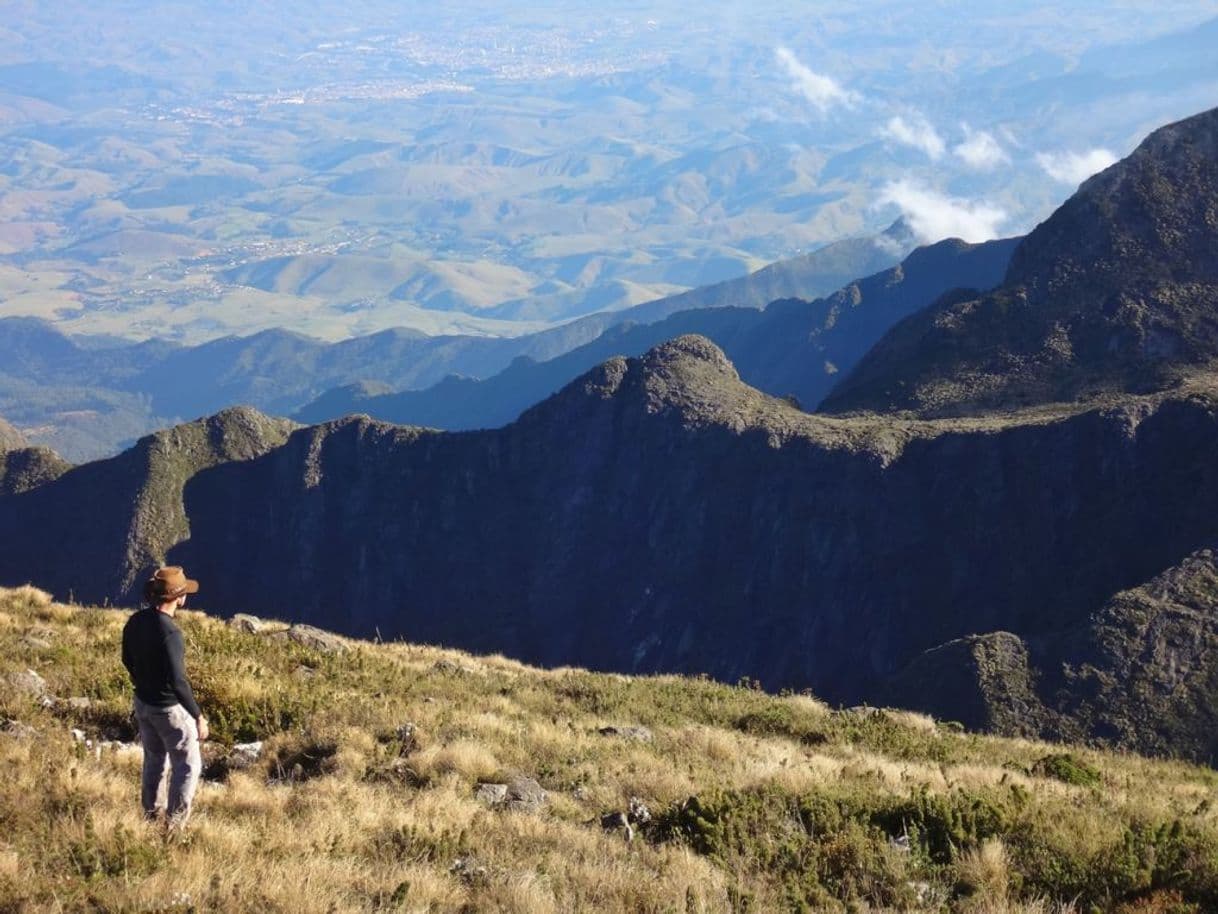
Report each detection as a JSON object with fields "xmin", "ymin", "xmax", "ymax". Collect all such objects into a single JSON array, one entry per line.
[
  {"xmin": 822, "ymin": 105, "xmax": 1218, "ymax": 416},
  {"xmin": 140, "ymin": 406, "xmax": 297, "ymax": 460},
  {"xmin": 640, "ymin": 334, "xmax": 739, "ymax": 378},
  {"xmin": 1007, "ymin": 105, "xmax": 1218, "ymax": 298}
]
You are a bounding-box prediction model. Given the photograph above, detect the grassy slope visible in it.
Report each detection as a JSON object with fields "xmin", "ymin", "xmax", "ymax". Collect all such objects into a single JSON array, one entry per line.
[{"xmin": 2, "ymin": 586, "xmax": 1217, "ymax": 914}]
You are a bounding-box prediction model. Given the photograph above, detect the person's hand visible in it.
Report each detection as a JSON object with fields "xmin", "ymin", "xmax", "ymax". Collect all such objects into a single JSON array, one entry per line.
[{"xmin": 197, "ymin": 716, "xmax": 210, "ymax": 741}]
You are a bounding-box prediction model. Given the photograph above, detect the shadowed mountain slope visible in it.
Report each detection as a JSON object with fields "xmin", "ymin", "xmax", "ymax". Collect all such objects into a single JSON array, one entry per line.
[
  {"xmin": 0, "ymin": 407, "xmax": 295, "ymax": 597},
  {"xmin": 822, "ymin": 106, "xmax": 1218, "ymax": 416},
  {"xmin": 889, "ymin": 545, "xmax": 1218, "ymax": 762},
  {"xmin": 294, "ymin": 235, "xmax": 1016, "ymax": 428},
  {"xmin": 0, "ymin": 415, "xmax": 68, "ymax": 496},
  {"xmin": 6, "ymin": 336, "xmax": 1218, "ymax": 765}
]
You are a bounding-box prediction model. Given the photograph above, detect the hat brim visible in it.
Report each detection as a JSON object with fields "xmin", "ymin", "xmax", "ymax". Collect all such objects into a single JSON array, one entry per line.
[{"xmin": 145, "ymin": 578, "xmax": 200, "ymax": 601}]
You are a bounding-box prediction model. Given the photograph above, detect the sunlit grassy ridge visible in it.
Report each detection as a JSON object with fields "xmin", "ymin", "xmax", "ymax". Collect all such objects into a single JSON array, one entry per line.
[{"xmin": 2, "ymin": 585, "xmax": 1218, "ymax": 913}]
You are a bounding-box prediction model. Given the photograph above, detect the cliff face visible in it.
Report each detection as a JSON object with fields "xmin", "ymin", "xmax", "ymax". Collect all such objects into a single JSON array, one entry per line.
[
  {"xmin": 890, "ymin": 545, "xmax": 1218, "ymax": 762},
  {"xmin": 0, "ymin": 407, "xmax": 295, "ymax": 599},
  {"xmin": 143, "ymin": 339, "xmax": 1218, "ymax": 716},
  {"xmin": 822, "ymin": 106, "xmax": 1218, "ymax": 416},
  {"xmin": 4, "ymin": 337, "xmax": 1218, "ymax": 756}
]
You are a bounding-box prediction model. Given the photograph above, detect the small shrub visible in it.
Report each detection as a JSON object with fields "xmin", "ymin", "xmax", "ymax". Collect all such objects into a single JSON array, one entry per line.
[
  {"xmin": 1031, "ymin": 754, "xmax": 1102, "ymax": 788},
  {"xmin": 271, "ymin": 738, "xmax": 338, "ymax": 782}
]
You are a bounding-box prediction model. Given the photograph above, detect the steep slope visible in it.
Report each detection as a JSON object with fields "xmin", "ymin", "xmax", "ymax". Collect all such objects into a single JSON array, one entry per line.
[
  {"xmin": 822, "ymin": 106, "xmax": 1218, "ymax": 416},
  {"xmin": 9, "ymin": 587, "xmax": 1218, "ymax": 914},
  {"xmin": 0, "ymin": 447, "xmax": 71, "ymax": 497},
  {"xmin": 295, "ymin": 236, "xmax": 1016, "ymax": 427},
  {"xmin": 0, "ymin": 407, "xmax": 295, "ymax": 598},
  {"xmin": 892, "ymin": 546, "xmax": 1218, "ymax": 762},
  {"xmin": 6, "ymin": 338, "xmax": 1218, "ymax": 758},
  {"xmin": 0, "ymin": 416, "xmax": 69, "ymax": 496}
]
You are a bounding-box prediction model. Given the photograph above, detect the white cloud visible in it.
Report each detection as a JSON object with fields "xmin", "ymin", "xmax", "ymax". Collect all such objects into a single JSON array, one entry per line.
[
  {"xmin": 879, "ymin": 114, "xmax": 946, "ymax": 160},
  {"xmin": 953, "ymin": 125, "xmax": 1009, "ymax": 170},
  {"xmin": 774, "ymin": 47, "xmax": 857, "ymax": 114},
  {"xmin": 877, "ymin": 180, "xmax": 1008, "ymax": 244},
  {"xmin": 1035, "ymin": 148, "xmax": 1119, "ymax": 185}
]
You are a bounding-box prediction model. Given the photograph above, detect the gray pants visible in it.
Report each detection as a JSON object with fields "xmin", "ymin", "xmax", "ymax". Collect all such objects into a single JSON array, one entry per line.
[{"xmin": 133, "ymin": 697, "xmax": 201, "ymax": 826}]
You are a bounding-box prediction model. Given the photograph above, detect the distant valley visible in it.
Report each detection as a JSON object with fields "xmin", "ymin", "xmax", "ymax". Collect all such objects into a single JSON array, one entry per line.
[
  {"xmin": 1, "ymin": 2, "xmax": 1216, "ymax": 345},
  {"xmin": 0, "ymin": 221, "xmax": 907, "ymax": 460}
]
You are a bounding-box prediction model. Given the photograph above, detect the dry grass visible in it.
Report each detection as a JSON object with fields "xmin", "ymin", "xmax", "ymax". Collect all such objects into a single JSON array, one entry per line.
[{"xmin": 2, "ymin": 588, "xmax": 1218, "ymax": 913}]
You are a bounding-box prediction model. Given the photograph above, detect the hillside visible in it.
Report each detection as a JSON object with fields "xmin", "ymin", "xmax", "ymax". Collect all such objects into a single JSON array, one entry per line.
[
  {"xmin": 822, "ymin": 106, "xmax": 1218, "ymax": 416},
  {"xmin": 0, "ymin": 407, "xmax": 295, "ymax": 599},
  {"xmin": 7, "ymin": 335, "xmax": 1218, "ymax": 764},
  {"xmin": 4, "ymin": 585, "xmax": 1218, "ymax": 913}
]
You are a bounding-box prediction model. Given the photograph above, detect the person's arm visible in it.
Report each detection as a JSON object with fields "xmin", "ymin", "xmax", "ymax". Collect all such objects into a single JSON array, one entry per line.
[
  {"xmin": 165, "ymin": 626, "xmax": 204, "ymax": 721},
  {"xmin": 121, "ymin": 622, "xmax": 134, "ymax": 678}
]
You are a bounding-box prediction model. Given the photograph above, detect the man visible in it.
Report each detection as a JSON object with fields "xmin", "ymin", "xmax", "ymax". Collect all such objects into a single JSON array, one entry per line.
[{"xmin": 121, "ymin": 565, "xmax": 209, "ymax": 828}]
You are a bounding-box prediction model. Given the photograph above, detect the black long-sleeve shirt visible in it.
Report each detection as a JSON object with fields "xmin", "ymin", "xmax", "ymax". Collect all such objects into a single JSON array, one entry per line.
[{"xmin": 121, "ymin": 608, "xmax": 202, "ymax": 719}]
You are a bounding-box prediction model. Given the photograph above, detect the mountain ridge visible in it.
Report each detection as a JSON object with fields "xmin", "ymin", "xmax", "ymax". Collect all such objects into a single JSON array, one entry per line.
[
  {"xmin": 294, "ymin": 235, "xmax": 1017, "ymax": 429},
  {"xmin": 821, "ymin": 106, "xmax": 1218, "ymax": 416}
]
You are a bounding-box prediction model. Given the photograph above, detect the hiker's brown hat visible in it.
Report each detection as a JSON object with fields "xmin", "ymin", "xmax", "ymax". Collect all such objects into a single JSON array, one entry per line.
[{"xmin": 144, "ymin": 566, "xmax": 199, "ymax": 603}]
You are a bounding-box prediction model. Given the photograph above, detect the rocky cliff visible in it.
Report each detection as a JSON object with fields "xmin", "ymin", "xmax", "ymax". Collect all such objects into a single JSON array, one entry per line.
[
  {"xmin": 6, "ymin": 336, "xmax": 1218, "ymax": 737},
  {"xmin": 0, "ymin": 415, "xmax": 69, "ymax": 497},
  {"xmin": 0, "ymin": 407, "xmax": 295, "ymax": 597},
  {"xmin": 822, "ymin": 106, "xmax": 1218, "ymax": 416}
]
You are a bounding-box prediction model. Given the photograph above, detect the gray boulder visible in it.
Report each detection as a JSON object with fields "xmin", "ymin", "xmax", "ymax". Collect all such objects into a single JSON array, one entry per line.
[{"xmin": 229, "ymin": 614, "xmax": 266, "ymax": 634}]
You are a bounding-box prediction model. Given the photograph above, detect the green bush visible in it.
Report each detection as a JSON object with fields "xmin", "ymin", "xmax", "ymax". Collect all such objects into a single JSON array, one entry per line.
[{"xmin": 1032, "ymin": 753, "xmax": 1102, "ymax": 787}]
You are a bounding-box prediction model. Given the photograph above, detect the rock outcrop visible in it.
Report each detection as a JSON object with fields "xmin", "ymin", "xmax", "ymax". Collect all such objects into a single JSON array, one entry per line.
[{"xmin": 890, "ymin": 547, "xmax": 1218, "ymax": 762}]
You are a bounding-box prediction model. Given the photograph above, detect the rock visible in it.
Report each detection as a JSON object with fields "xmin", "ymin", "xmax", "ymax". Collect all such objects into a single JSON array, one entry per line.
[
  {"xmin": 572, "ymin": 785, "xmax": 590, "ymax": 801},
  {"xmin": 65, "ymin": 696, "xmax": 93, "ymax": 710},
  {"xmin": 627, "ymin": 796, "xmax": 652, "ymax": 825},
  {"xmin": 504, "ymin": 776, "xmax": 548, "ymax": 814},
  {"xmin": 475, "ymin": 783, "xmax": 508, "ymax": 806},
  {"xmin": 394, "ymin": 722, "xmax": 418, "ymax": 755},
  {"xmin": 9, "ymin": 669, "xmax": 48, "ymax": 697},
  {"xmin": 70, "ymin": 728, "xmax": 89, "ymax": 745},
  {"xmin": 282, "ymin": 624, "xmax": 347, "ymax": 654},
  {"xmin": 449, "ymin": 856, "xmax": 489, "ymax": 885},
  {"xmin": 601, "ymin": 811, "xmax": 634, "ymax": 842},
  {"xmin": 231, "ymin": 741, "xmax": 264, "ymax": 769},
  {"xmin": 229, "ymin": 613, "xmax": 266, "ymax": 634},
  {"xmin": 598, "ymin": 725, "xmax": 653, "ymax": 742},
  {"xmin": 19, "ymin": 635, "xmax": 51, "ymax": 651},
  {"xmin": 292, "ymin": 664, "xmax": 316, "ymax": 679},
  {"xmin": 0, "ymin": 719, "xmax": 36, "ymax": 739}
]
